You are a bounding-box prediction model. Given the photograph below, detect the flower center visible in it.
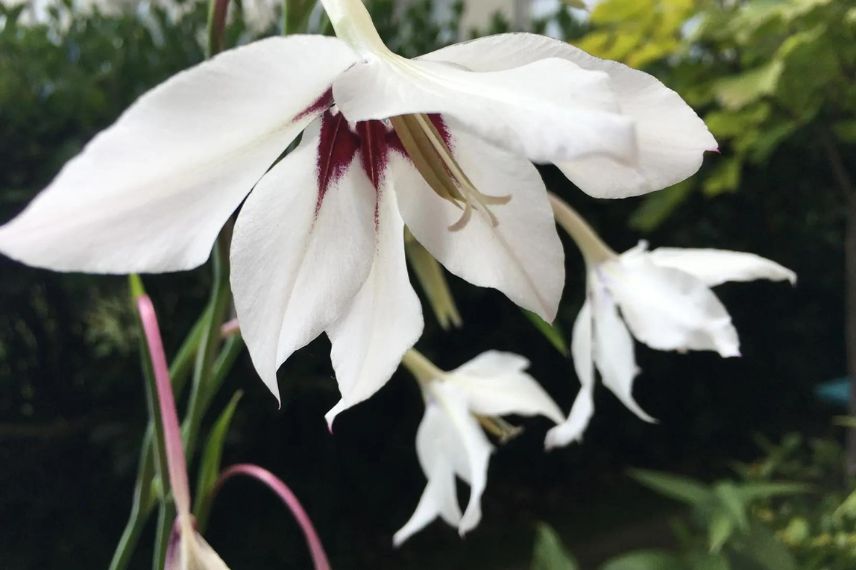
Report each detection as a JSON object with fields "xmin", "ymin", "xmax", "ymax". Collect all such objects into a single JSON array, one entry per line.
[{"xmin": 389, "ymin": 113, "xmax": 511, "ymax": 231}]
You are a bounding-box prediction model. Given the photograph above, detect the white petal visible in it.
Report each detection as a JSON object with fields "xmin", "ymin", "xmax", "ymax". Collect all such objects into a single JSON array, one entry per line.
[
  {"xmin": 427, "ymin": 382, "xmax": 492, "ymax": 535},
  {"xmin": 391, "ymin": 126, "xmax": 565, "ymax": 321},
  {"xmin": 0, "ymin": 36, "xmax": 357, "ymax": 273},
  {"xmin": 450, "ymin": 351, "xmax": 564, "ymax": 424},
  {"xmin": 422, "ymin": 33, "xmax": 717, "ymax": 198},
  {"xmin": 648, "ymin": 248, "xmax": 797, "ymax": 287},
  {"xmin": 452, "ymin": 351, "xmax": 530, "ymax": 377},
  {"xmin": 591, "ymin": 283, "xmax": 654, "ymax": 423},
  {"xmin": 393, "ymin": 403, "xmax": 463, "ymax": 546},
  {"xmin": 435, "ymin": 383, "xmax": 492, "ymax": 536},
  {"xmin": 545, "ymin": 301, "xmax": 595, "ymax": 448},
  {"xmin": 230, "ymin": 119, "xmax": 375, "ymax": 399},
  {"xmin": 333, "ymin": 56, "xmax": 636, "ymax": 164},
  {"xmin": 605, "ymin": 252, "xmax": 741, "ymax": 358},
  {"xmin": 325, "ymin": 187, "xmax": 425, "ymax": 426}
]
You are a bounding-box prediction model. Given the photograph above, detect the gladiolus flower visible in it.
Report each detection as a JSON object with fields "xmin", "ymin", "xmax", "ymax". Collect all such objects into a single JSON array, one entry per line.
[
  {"xmin": 545, "ymin": 197, "xmax": 796, "ymax": 448},
  {"xmin": 395, "ymin": 350, "xmax": 564, "ymax": 544},
  {"xmin": 0, "ymin": 0, "xmax": 714, "ymax": 423}
]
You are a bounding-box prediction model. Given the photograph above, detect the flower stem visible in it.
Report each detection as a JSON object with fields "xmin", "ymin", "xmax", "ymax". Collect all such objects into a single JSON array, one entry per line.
[
  {"xmin": 108, "ymin": 428, "xmax": 156, "ymax": 570},
  {"xmin": 548, "ymin": 193, "xmax": 616, "ymax": 264},
  {"xmin": 138, "ymin": 295, "xmax": 192, "ymax": 515},
  {"xmin": 183, "ymin": 231, "xmax": 232, "ymax": 464},
  {"xmin": 217, "ymin": 465, "xmax": 332, "ymax": 570},
  {"xmin": 206, "ymin": 0, "xmax": 231, "ymax": 57},
  {"xmin": 401, "ymin": 349, "xmax": 444, "ymax": 386},
  {"xmin": 109, "ymin": 304, "xmax": 208, "ymax": 570}
]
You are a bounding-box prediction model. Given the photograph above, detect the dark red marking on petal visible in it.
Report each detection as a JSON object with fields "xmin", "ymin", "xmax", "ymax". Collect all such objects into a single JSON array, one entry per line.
[
  {"xmin": 356, "ymin": 121, "xmax": 390, "ymax": 191},
  {"xmin": 356, "ymin": 120, "xmax": 393, "ymax": 229},
  {"xmin": 428, "ymin": 114, "xmax": 453, "ymax": 147},
  {"xmin": 316, "ymin": 111, "xmax": 360, "ymax": 213},
  {"xmin": 296, "ymin": 88, "xmax": 334, "ymax": 122}
]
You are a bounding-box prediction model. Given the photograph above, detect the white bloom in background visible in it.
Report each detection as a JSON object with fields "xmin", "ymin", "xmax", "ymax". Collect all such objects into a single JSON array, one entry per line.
[
  {"xmin": 240, "ymin": 0, "xmax": 281, "ymax": 34},
  {"xmin": 545, "ymin": 197, "xmax": 796, "ymax": 448},
  {"xmin": 0, "ymin": 0, "xmax": 713, "ymax": 422},
  {"xmin": 395, "ymin": 351, "xmax": 564, "ymax": 545}
]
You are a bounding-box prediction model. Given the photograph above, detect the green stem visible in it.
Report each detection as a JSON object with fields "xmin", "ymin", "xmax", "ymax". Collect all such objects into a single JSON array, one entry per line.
[
  {"xmin": 548, "ymin": 193, "xmax": 616, "ymax": 265},
  {"xmin": 153, "ymin": 502, "xmax": 174, "ymax": 570},
  {"xmin": 400, "ymin": 349, "xmax": 444, "ymax": 386},
  {"xmin": 183, "ymin": 231, "xmax": 232, "ymax": 464},
  {"xmin": 206, "ymin": 0, "xmax": 231, "ymax": 57},
  {"xmin": 199, "ymin": 334, "xmax": 245, "ymax": 415},
  {"xmin": 108, "ymin": 429, "xmax": 156, "ymax": 570},
  {"xmin": 284, "ymin": 0, "xmax": 316, "ymax": 35}
]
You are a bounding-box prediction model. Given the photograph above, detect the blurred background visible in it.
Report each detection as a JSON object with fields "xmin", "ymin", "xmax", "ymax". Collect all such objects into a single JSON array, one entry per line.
[{"xmin": 0, "ymin": 0, "xmax": 854, "ymax": 568}]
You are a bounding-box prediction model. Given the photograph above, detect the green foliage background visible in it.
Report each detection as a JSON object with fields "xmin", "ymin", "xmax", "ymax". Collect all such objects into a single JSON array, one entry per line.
[{"xmin": 0, "ymin": 0, "xmax": 853, "ymax": 568}]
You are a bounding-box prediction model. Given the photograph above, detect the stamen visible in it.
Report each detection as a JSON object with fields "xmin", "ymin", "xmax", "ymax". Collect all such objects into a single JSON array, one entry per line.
[
  {"xmin": 390, "ymin": 113, "xmax": 511, "ymax": 231},
  {"xmin": 478, "ymin": 415, "xmax": 523, "ymax": 444}
]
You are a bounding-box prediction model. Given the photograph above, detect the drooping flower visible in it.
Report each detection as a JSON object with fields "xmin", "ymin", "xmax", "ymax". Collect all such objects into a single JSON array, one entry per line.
[
  {"xmin": 0, "ymin": 0, "xmax": 714, "ymax": 422},
  {"xmin": 545, "ymin": 197, "xmax": 797, "ymax": 448},
  {"xmin": 395, "ymin": 350, "xmax": 564, "ymax": 545}
]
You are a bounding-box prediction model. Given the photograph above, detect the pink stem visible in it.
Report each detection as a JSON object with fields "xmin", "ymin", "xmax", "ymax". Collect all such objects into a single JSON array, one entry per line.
[
  {"xmin": 137, "ymin": 295, "xmax": 192, "ymax": 517},
  {"xmin": 218, "ymin": 464, "xmax": 331, "ymax": 570}
]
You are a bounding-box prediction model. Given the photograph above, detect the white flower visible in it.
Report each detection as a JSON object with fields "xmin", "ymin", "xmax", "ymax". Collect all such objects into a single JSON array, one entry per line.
[
  {"xmin": 0, "ymin": 0, "xmax": 714, "ymax": 423},
  {"xmin": 544, "ymin": 221, "xmax": 796, "ymax": 449},
  {"xmin": 394, "ymin": 351, "xmax": 564, "ymax": 545}
]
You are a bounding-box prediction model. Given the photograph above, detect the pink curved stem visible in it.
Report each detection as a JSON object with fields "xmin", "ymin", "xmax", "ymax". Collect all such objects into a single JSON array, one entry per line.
[
  {"xmin": 218, "ymin": 464, "xmax": 331, "ymax": 570},
  {"xmin": 137, "ymin": 295, "xmax": 191, "ymax": 516}
]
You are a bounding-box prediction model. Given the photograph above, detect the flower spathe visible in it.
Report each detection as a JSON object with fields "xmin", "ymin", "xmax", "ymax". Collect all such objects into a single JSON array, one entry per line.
[
  {"xmin": 395, "ymin": 350, "xmax": 564, "ymax": 545},
  {"xmin": 0, "ymin": 0, "xmax": 714, "ymax": 422},
  {"xmin": 545, "ymin": 198, "xmax": 796, "ymax": 448}
]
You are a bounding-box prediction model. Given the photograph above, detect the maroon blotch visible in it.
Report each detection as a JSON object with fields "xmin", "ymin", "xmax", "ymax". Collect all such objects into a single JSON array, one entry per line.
[
  {"xmin": 315, "ymin": 111, "xmax": 360, "ymax": 213},
  {"xmin": 296, "ymin": 88, "xmax": 334, "ymax": 122},
  {"xmin": 356, "ymin": 120, "xmax": 391, "ymax": 191}
]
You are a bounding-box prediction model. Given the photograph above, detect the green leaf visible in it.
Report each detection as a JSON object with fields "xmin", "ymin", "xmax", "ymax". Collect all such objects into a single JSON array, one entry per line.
[
  {"xmin": 713, "ymin": 482, "xmax": 749, "ymax": 530},
  {"xmin": 601, "ymin": 550, "xmax": 684, "ymax": 570},
  {"xmin": 703, "ymin": 158, "xmax": 742, "ymax": 196},
  {"xmin": 523, "ymin": 310, "xmax": 568, "ymax": 356},
  {"xmin": 629, "ymin": 469, "xmax": 713, "ymax": 506},
  {"xmin": 834, "ymin": 488, "xmax": 856, "ymax": 519},
  {"xmin": 531, "ymin": 523, "xmax": 579, "ymax": 570},
  {"xmin": 708, "ymin": 510, "xmax": 734, "ymax": 553},
  {"xmin": 735, "ymin": 482, "xmax": 809, "ymax": 502},
  {"xmin": 629, "ymin": 181, "xmax": 693, "ymax": 233},
  {"xmin": 713, "ymin": 60, "xmax": 784, "ymax": 110},
  {"xmin": 193, "ymin": 390, "xmax": 243, "ymax": 529},
  {"xmin": 733, "ymin": 523, "xmax": 797, "ymax": 570},
  {"xmin": 833, "ymin": 120, "xmax": 856, "ymax": 143},
  {"xmin": 687, "ymin": 553, "xmax": 731, "ymax": 570}
]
